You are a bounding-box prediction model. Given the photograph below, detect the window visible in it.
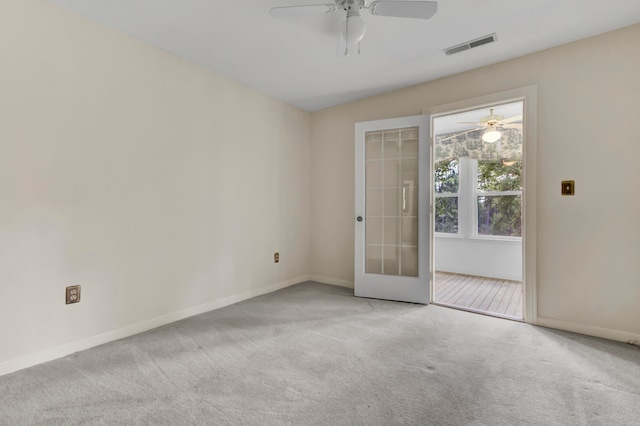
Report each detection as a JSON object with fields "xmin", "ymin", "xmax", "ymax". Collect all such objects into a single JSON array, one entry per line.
[
  {"xmin": 475, "ymin": 160, "xmax": 522, "ymax": 237},
  {"xmin": 434, "ymin": 158, "xmax": 522, "ymax": 240},
  {"xmin": 434, "ymin": 158, "xmax": 459, "ymax": 234}
]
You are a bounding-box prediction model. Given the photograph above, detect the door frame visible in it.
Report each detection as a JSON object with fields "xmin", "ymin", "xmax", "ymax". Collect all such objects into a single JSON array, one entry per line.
[{"xmin": 423, "ymin": 86, "xmax": 538, "ymax": 324}]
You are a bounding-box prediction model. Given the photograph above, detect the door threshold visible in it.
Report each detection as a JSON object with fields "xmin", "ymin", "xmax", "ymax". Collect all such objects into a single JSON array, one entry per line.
[{"xmin": 432, "ymin": 301, "xmax": 523, "ymax": 322}]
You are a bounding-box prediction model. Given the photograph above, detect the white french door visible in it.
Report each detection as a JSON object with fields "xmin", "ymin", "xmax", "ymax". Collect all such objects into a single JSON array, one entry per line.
[{"xmin": 354, "ymin": 115, "xmax": 431, "ymax": 304}]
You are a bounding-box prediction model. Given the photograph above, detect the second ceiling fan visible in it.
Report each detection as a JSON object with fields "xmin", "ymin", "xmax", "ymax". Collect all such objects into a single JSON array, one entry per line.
[
  {"xmin": 270, "ymin": 0, "xmax": 438, "ymax": 55},
  {"xmin": 440, "ymin": 109, "xmax": 523, "ymax": 143}
]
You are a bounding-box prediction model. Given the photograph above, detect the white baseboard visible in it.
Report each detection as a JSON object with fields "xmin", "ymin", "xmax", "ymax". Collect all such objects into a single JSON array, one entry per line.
[
  {"xmin": 536, "ymin": 316, "xmax": 640, "ymax": 345},
  {"xmin": 309, "ymin": 275, "xmax": 354, "ymax": 289},
  {"xmin": 0, "ymin": 275, "xmax": 308, "ymax": 378}
]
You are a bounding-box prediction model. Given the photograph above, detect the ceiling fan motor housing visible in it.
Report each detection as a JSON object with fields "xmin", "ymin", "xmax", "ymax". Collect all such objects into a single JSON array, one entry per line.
[
  {"xmin": 480, "ymin": 110, "xmax": 504, "ymax": 125},
  {"xmin": 336, "ymin": 0, "xmax": 365, "ymax": 11}
]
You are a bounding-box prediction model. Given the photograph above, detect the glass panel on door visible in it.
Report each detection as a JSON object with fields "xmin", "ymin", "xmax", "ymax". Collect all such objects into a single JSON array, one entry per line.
[{"xmin": 364, "ymin": 127, "xmax": 419, "ymax": 277}]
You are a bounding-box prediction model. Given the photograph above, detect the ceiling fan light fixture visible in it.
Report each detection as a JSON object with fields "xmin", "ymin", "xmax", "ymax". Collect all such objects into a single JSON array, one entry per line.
[
  {"xmin": 482, "ymin": 129, "xmax": 501, "ymax": 143},
  {"xmin": 342, "ymin": 11, "xmax": 366, "ymax": 44}
]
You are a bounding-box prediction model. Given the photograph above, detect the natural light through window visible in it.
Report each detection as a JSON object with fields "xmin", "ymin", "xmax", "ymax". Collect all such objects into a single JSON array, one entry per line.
[{"xmin": 433, "ymin": 101, "xmax": 523, "ymax": 240}]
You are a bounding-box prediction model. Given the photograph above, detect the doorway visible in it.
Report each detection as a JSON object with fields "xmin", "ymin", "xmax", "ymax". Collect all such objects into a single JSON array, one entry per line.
[{"xmin": 432, "ymin": 100, "xmax": 524, "ymax": 320}]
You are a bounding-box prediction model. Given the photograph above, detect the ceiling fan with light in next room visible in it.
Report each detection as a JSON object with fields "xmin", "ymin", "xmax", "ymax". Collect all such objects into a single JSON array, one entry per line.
[
  {"xmin": 270, "ymin": 0, "xmax": 438, "ymax": 56},
  {"xmin": 441, "ymin": 109, "xmax": 523, "ymax": 143}
]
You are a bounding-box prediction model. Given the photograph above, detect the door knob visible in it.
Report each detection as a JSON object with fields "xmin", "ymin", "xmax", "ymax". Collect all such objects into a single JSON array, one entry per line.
[{"xmin": 356, "ymin": 216, "xmax": 363, "ymax": 222}]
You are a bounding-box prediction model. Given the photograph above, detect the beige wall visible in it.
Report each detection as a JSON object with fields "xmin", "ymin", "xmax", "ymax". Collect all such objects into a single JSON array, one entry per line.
[
  {"xmin": 1, "ymin": 1, "xmax": 638, "ymax": 374},
  {"xmin": 311, "ymin": 24, "xmax": 640, "ymax": 340},
  {"xmin": 0, "ymin": 0, "xmax": 311, "ymax": 372}
]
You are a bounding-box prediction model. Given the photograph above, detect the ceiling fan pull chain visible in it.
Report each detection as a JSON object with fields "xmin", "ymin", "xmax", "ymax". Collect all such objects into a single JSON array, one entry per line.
[{"xmin": 344, "ymin": 9, "xmax": 350, "ymax": 56}]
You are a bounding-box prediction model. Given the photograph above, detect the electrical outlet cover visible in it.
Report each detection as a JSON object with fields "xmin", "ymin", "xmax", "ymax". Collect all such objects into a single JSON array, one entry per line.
[{"xmin": 66, "ymin": 285, "xmax": 81, "ymax": 304}]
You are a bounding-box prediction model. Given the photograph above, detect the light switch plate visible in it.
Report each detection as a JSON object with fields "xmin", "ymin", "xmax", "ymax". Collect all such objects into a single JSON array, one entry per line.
[{"xmin": 561, "ymin": 180, "xmax": 575, "ymax": 196}]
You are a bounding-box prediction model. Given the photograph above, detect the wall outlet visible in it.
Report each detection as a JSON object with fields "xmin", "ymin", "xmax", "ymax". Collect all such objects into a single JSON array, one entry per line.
[
  {"xmin": 66, "ymin": 285, "xmax": 81, "ymax": 304},
  {"xmin": 274, "ymin": 252, "xmax": 279, "ymax": 263}
]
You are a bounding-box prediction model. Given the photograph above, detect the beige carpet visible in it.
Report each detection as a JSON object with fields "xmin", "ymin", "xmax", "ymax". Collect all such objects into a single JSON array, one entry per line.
[{"xmin": 1, "ymin": 282, "xmax": 639, "ymax": 425}]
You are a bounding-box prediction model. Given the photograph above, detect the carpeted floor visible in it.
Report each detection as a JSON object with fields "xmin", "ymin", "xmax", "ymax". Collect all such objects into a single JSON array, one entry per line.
[{"xmin": 1, "ymin": 282, "xmax": 639, "ymax": 425}]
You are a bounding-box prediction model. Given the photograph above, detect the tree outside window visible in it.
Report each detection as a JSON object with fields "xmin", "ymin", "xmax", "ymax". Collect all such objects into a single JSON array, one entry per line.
[
  {"xmin": 434, "ymin": 158, "xmax": 459, "ymax": 234},
  {"xmin": 476, "ymin": 160, "xmax": 522, "ymax": 237}
]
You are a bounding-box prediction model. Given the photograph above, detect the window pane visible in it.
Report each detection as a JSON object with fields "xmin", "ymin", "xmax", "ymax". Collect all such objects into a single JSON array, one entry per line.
[
  {"xmin": 365, "ymin": 133, "xmax": 382, "ymax": 160},
  {"xmin": 401, "ymin": 217, "xmax": 418, "ymax": 245},
  {"xmin": 477, "ymin": 160, "xmax": 522, "ymax": 192},
  {"xmin": 365, "ymin": 245, "xmax": 382, "ymax": 274},
  {"xmin": 366, "ymin": 189, "xmax": 383, "ymax": 217},
  {"xmin": 383, "ymin": 246, "xmax": 400, "ymax": 276},
  {"xmin": 401, "ymin": 139, "xmax": 418, "ymax": 159},
  {"xmin": 365, "ymin": 217, "xmax": 382, "ymax": 245},
  {"xmin": 400, "ymin": 246, "xmax": 418, "ymax": 277},
  {"xmin": 383, "ymin": 131, "xmax": 400, "ymax": 158},
  {"xmin": 435, "ymin": 197, "xmax": 458, "ymax": 233},
  {"xmin": 366, "ymin": 160, "xmax": 382, "ymax": 188},
  {"xmin": 435, "ymin": 159, "xmax": 459, "ymax": 193},
  {"xmin": 384, "ymin": 159, "xmax": 399, "ymax": 187},
  {"xmin": 383, "ymin": 188, "xmax": 400, "ymax": 216},
  {"xmin": 400, "ymin": 158, "xmax": 418, "ymax": 186},
  {"xmin": 477, "ymin": 195, "xmax": 522, "ymax": 236},
  {"xmin": 383, "ymin": 217, "xmax": 400, "ymax": 246}
]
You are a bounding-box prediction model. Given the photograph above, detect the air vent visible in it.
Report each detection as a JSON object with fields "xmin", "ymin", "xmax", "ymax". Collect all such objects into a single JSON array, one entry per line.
[{"xmin": 444, "ymin": 33, "xmax": 497, "ymax": 56}]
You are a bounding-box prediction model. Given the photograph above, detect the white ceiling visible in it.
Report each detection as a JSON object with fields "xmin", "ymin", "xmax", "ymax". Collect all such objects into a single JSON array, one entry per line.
[{"xmin": 47, "ymin": 0, "xmax": 640, "ymax": 112}]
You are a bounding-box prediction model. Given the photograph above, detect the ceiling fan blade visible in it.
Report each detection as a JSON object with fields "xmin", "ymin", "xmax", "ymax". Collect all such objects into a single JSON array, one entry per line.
[
  {"xmin": 369, "ymin": 1, "xmax": 438, "ymax": 20},
  {"xmin": 438, "ymin": 127, "xmax": 482, "ymax": 142},
  {"xmin": 502, "ymin": 114, "xmax": 523, "ymax": 124},
  {"xmin": 270, "ymin": 4, "xmax": 338, "ymax": 18}
]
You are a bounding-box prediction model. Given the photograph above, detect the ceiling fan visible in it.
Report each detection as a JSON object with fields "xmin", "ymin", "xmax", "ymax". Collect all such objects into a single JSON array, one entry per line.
[
  {"xmin": 440, "ymin": 109, "xmax": 523, "ymax": 143},
  {"xmin": 270, "ymin": 0, "xmax": 438, "ymax": 56}
]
